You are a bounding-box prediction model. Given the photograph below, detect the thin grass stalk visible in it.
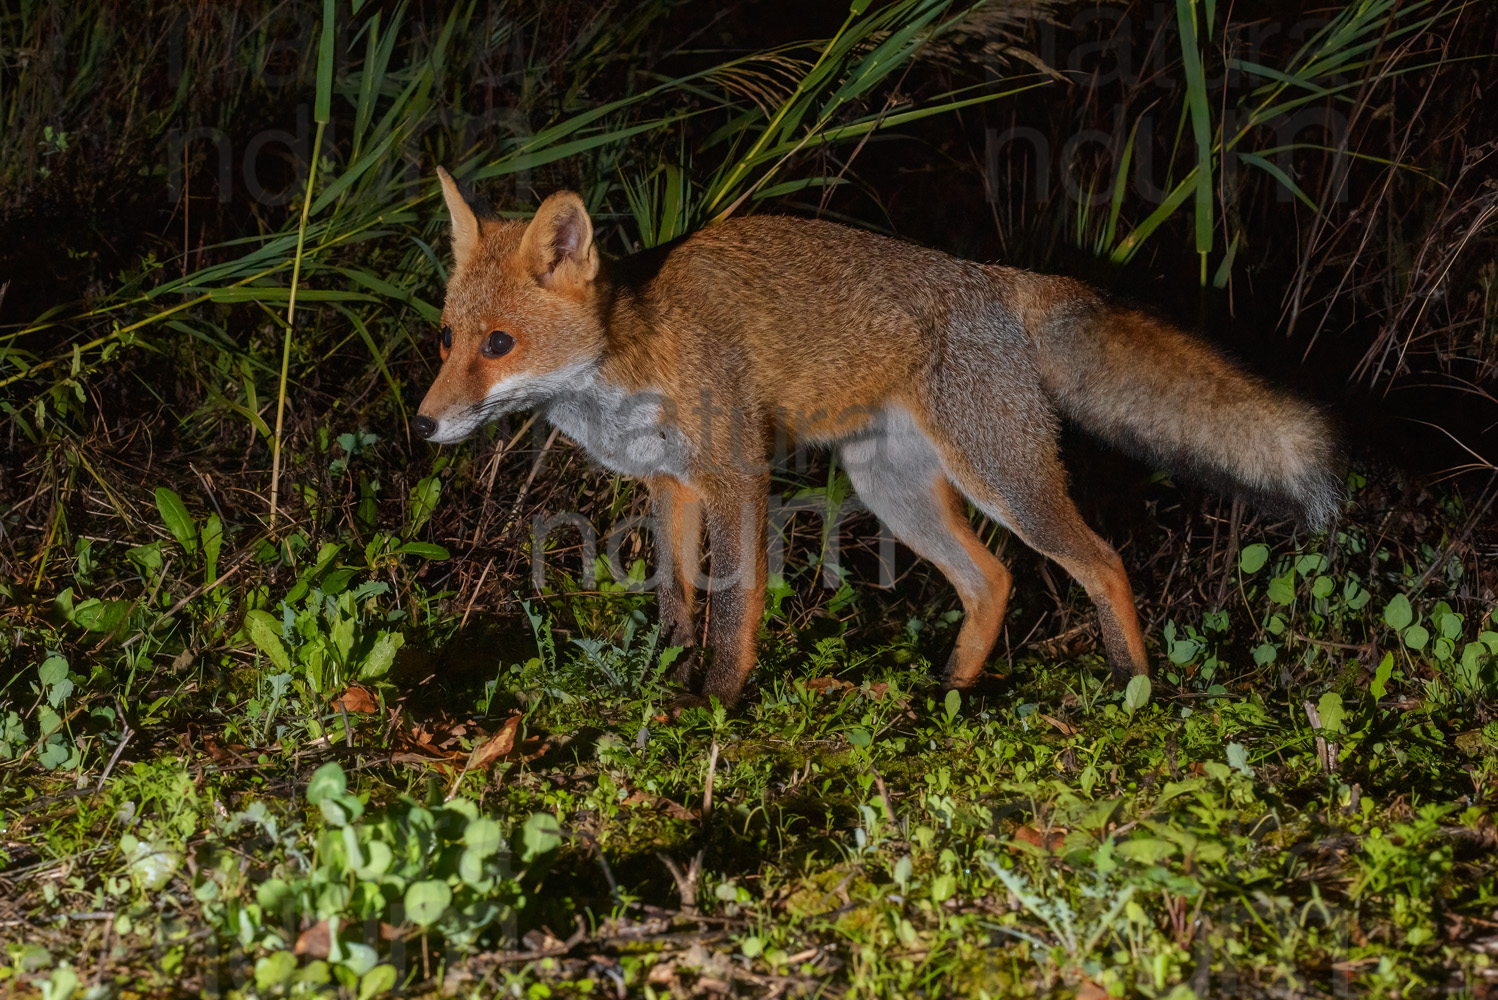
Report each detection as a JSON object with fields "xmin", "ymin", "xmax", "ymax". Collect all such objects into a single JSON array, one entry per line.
[
  {"xmin": 267, "ymin": 119, "xmax": 326, "ymax": 529},
  {"xmin": 270, "ymin": 0, "xmax": 336, "ymax": 529}
]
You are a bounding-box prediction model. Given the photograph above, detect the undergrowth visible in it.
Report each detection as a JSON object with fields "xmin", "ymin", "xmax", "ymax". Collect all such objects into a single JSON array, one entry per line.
[{"xmin": 3, "ymin": 1, "xmax": 1498, "ymax": 998}]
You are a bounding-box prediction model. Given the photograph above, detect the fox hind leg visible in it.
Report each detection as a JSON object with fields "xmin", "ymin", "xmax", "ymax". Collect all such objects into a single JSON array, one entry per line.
[
  {"xmin": 841, "ymin": 416, "xmax": 1013, "ymax": 689},
  {"xmin": 928, "ymin": 431, "xmax": 1150, "ymax": 679},
  {"xmin": 912, "ymin": 399, "xmax": 1150, "ymax": 683},
  {"xmin": 698, "ymin": 475, "xmax": 770, "ymax": 708}
]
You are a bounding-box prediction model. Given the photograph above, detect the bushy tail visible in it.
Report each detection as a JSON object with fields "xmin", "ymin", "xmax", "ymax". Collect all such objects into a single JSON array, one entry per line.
[{"xmin": 1009, "ymin": 272, "xmax": 1342, "ymax": 529}]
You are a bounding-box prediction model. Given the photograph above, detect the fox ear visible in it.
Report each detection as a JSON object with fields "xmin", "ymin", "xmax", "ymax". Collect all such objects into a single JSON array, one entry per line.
[
  {"xmin": 436, "ymin": 167, "xmax": 480, "ymax": 271},
  {"xmin": 521, "ymin": 191, "xmax": 598, "ymax": 292}
]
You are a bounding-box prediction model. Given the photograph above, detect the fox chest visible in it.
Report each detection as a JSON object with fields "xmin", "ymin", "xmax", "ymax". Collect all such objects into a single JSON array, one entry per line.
[{"xmin": 544, "ymin": 383, "xmax": 693, "ymax": 481}]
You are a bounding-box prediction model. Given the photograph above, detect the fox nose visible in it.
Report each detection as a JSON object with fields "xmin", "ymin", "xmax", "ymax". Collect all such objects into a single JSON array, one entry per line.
[{"xmin": 411, "ymin": 415, "xmax": 438, "ymax": 440}]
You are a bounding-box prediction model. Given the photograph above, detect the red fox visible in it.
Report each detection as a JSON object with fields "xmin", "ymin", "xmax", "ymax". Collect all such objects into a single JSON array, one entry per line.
[{"xmin": 414, "ymin": 167, "xmax": 1340, "ymax": 708}]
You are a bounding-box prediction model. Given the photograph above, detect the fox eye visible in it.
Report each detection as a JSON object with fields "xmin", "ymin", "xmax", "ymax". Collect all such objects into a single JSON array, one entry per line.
[
  {"xmin": 482, "ymin": 330, "xmax": 515, "ymax": 358},
  {"xmin": 440, "ymin": 325, "xmax": 452, "ymax": 350}
]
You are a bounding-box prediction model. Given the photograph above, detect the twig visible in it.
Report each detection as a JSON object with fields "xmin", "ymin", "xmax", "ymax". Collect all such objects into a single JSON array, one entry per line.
[
  {"xmin": 461, "ymin": 557, "xmax": 495, "ymax": 628},
  {"xmin": 95, "ymin": 722, "xmax": 133, "ymax": 794},
  {"xmin": 702, "ymin": 740, "xmax": 720, "ymax": 819},
  {"xmin": 870, "ymin": 766, "xmax": 899, "ymax": 830},
  {"xmin": 1303, "ymin": 700, "xmax": 1339, "ymax": 776},
  {"xmin": 657, "ymin": 850, "xmax": 704, "ymax": 919}
]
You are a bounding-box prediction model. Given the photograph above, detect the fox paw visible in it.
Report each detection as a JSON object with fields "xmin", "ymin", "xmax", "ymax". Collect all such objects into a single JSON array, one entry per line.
[{"xmin": 665, "ymin": 693, "xmax": 712, "ymax": 719}]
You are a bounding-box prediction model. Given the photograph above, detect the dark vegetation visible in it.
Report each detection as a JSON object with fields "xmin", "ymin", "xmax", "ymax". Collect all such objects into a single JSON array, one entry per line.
[{"xmin": 2, "ymin": 1, "xmax": 1497, "ymax": 996}]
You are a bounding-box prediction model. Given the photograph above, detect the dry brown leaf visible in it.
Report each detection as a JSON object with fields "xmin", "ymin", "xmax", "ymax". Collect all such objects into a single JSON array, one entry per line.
[
  {"xmin": 332, "ymin": 684, "xmax": 379, "ymax": 714},
  {"xmin": 1076, "ymin": 980, "xmax": 1110, "ymax": 1000},
  {"xmin": 1039, "ymin": 713, "xmax": 1076, "ymax": 736},
  {"xmin": 294, "ymin": 920, "xmax": 331, "ymax": 958},
  {"xmin": 866, "ymin": 682, "xmax": 889, "ymax": 701},
  {"xmin": 466, "ymin": 713, "xmax": 522, "ymax": 771},
  {"xmin": 806, "ymin": 677, "xmax": 853, "ymax": 696},
  {"xmin": 621, "ymin": 791, "xmax": 698, "ymax": 821},
  {"xmin": 1013, "ymin": 825, "xmax": 1068, "ymax": 854}
]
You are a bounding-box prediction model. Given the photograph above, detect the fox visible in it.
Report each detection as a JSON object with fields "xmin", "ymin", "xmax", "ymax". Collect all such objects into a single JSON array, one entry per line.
[{"xmin": 413, "ymin": 167, "xmax": 1341, "ymax": 708}]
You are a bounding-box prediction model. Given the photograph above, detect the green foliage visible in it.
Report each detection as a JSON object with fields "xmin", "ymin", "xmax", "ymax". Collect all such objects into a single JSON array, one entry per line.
[
  {"xmin": 214, "ymin": 761, "xmax": 559, "ymax": 979},
  {"xmin": 1, "ymin": 2, "xmax": 1494, "ymax": 997}
]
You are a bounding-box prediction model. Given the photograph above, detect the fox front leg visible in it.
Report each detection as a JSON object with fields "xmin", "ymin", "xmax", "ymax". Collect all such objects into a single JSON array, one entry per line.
[{"xmin": 648, "ymin": 476, "xmax": 702, "ymax": 684}]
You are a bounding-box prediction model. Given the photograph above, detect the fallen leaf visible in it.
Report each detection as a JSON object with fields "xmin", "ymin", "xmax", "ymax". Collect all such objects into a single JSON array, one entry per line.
[
  {"xmin": 294, "ymin": 920, "xmax": 330, "ymax": 958},
  {"xmin": 1012, "ymin": 825, "xmax": 1068, "ymax": 854},
  {"xmin": 332, "ymin": 684, "xmax": 379, "ymax": 714},
  {"xmin": 466, "ymin": 713, "xmax": 522, "ymax": 771},
  {"xmin": 806, "ymin": 677, "xmax": 853, "ymax": 696},
  {"xmin": 1076, "ymin": 979, "xmax": 1110, "ymax": 1000},
  {"xmin": 866, "ymin": 682, "xmax": 889, "ymax": 701},
  {"xmin": 621, "ymin": 790, "xmax": 698, "ymax": 821},
  {"xmin": 1039, "ymin": 713, "xmax": 1076, "ymax": 736}
]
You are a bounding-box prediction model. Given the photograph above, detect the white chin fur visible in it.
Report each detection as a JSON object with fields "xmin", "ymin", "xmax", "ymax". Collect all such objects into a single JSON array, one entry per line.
[
  {"xmin": 425, "ymin": 417, "xmax": 481, "ymax": 445},
  {"xmin": 426, "ymin": 364, "xmax": 596, "ymax": 445}
]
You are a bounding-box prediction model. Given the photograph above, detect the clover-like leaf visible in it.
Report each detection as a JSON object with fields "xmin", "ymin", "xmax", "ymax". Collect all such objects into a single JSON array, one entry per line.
[{"xmin": 403, "ymin": 880, "xmax": 451, "ymax": 928}]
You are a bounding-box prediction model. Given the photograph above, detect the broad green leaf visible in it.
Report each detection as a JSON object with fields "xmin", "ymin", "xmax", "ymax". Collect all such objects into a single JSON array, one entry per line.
[
  {"xmin": 404, "ymin": 880, "xmax": 451, "ymax": 928},
  {"xmin": 1226, "ymin": 742, "xmax": 1255, "ymax": 776},
  {"xmin": 353, "ymin": 841, "xmax": 393, "ymax": 880},
  {"xmin": 406, "ymin": 475, "xmax": 442, "ymax": 537},
  {"xmin": 38, "ymin": 736, "xmax": 71, "ymax": 770},
  {"xmin": 358, "ymin": 632, "xmax": 403, "ymax": 680},
  {"xmin": 154, "ymin": 488, "xmax": 198, "ymax": 555},
  {"xmin": 257, "ymin": 878, "xmax": 292, "ymax": 911},
  {"xmin": 1266, "ymin": 571, "xmax": 1297, "ymax": 605},
  {"xmin": 465, "ymin": 817, "xmax": 504, "ymax": 858},
  {"xmin": 201, "ymin": 513, "xmax": 223, "ymax": 585},
  {"xmin": 359, "ymin": 966, "xmax": 398, "ymax": 1000},
  {"xmin": 71, "ymin": 598, "xmax": 130, "ymax": 634},
  {"xmin": 1124, "ymin": 674, "xmax": 1152, "ymax": 714},
  {"xmin": 244, "ymin": 610, "xmax": 292, "ymax": 672},
  {"xmin": 37, "ymin": 705, "xmax": 64, "ymax": 738},
  {"xmin": 39, "ymin": 654, "xmax": 70, "ymax": 691},
  {"xmin": 1370, "ymin": 651, "xmax": 1395, "ymax": 700},
  {"xmin": 1316, "ymin": 692, "xmax": 1346, "ymax": 734},
  {"xmin": 395, "ymin": 541, "xmax": 450, "ymax": 561},
  {"xmin": 339, "ymin": 943, "xmax": 378, "ymax": 978},
  {"xmin": 306, "ymin": 761, "xmax": 347, "ymax": 805},
  {"xmin": 1295, "ymin": 553, "xmax": 1327, "ymax": 576},
  {"xmin": 41, "ymin": 966, "xmax": 80, "ymax": 1000},
  {"xmin": 1383, "ymin": 593, "xmax": 1413, "ymax": 630},
  {"xmin": 255, "ymin": 952, "xmax": 298, "ymax": 991},
  {"xmin": 1402, "ymin": 624, "xmax": 1429, "ymax": 651},
  {"xmin": 1168, "ymin": 638, "xmax": 1199, "ymax": 664},
  {"xmin": 1117, "ymin": 837, "xmax": 1176, "ymax": 864},
  {"xmin": 521, "ymin": 812, "xmax": 563, "ymax": 862},
  {"xmin": 1238, "ymin": 543, "xmax": 1270, "ymax": 574}
]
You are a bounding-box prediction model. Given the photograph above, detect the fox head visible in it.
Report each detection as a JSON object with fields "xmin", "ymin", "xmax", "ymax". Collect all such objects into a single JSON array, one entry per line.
[{"xmin": 412, "ymin": 169, "xmax": 606, "ymax": 444}]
